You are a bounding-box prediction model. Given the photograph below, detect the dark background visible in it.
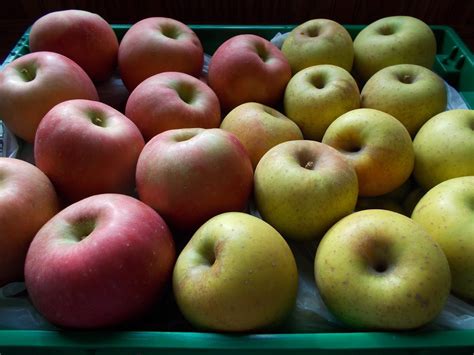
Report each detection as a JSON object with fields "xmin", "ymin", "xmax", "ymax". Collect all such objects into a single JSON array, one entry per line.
[{"xmin": 1, "ymin": 0, "xmax": 473, "ymax": 63}]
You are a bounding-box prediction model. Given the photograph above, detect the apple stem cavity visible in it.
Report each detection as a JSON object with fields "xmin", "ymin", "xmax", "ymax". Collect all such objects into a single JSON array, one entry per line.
[
  {"xmin": 255, "ymin": 43, "xmax": 269, "ymax": 63},
  {"xmin": 175, "ymin": 83, "xmax": 197, "ymax": 105},
  {"xmin": 306, "ymin": 27, "xmax": 320, "ymax": 37},
  {"xmin": 311, "ymin": 75, "xmax": 326, "ymax": 89},
  {"xmin": 69, "ymin": 218, "xmax": 96, "ymax": 242},
  {"xmin": 160, "ymin": 24, "xmax": 180, "ymax": 39},
  {"xmin": 399, "ymin": 74, "xmax": 414, "ymax": 84},
  {"xmin": 18, "ymin": 66, "xmax": 36, "ymax": 82},
  {"xmin": 379, "ymin": 25, "xmax": 394, "ymax": 36},
  {"xmin": 304, "ymin": 161, "xmax": 315, "ymax": 170},
  {"xmin": 86, "ymin": 111, "xmax": 107, "ymax": 127}
]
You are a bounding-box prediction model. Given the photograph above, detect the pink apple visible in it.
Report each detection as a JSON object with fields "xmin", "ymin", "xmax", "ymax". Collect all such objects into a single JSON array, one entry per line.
[
  {"xmin": 34, "ymin": 99, "xmax": 145, "ymax": 203},
  {"xmin": 0, "ymin": 51, "xmax": 99, "ymax": 143},
  {"xmin": 208, "ymin": 34, "xmax": 291, "ymax": 112},
  {"xmin": 0, "ymin": 158, "xmax": 59, "ymax": 286},
  {"xmin": 136, "ymin": 128, "xmax": 253, "ymax": 231},
  {"xmin": 24, "ymin": 193, "xmax": 176, "ymax": 328},
  {"xmin": 118, "ymin": 17, "xmax": 204, "ymax": 91},
  {"xmin": 29, "ymin": 9, "xmax": 119, "ymax": 82},
  {"xmin": 125, "ymin": 72, "xmax": 221, "ymax": 141}
]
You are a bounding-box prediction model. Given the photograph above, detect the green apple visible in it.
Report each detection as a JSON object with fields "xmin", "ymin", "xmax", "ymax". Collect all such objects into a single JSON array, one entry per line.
[
  {"xmin": 254, "ymin": 140, "xmax": 358, "ymax": 241},
  {"xmin": 315, "ymin": 209, "xmax": 451, "ymax": 330},
  {"xmin": 322, "ymin": 108, "xmax": 414, "ymax": 197},
  {"xmin": 353, "ymin": 16, "xmax": 436, "ymax": 82},
  {"xmin": 361, "ymin": 64, "xmax": 447, "ymax": 136},
  {"xmin": 220, "ymin": 102, "xmax": 303, "ymax": 169},
  {"xmin": 284, "ymin": 64, "xmax": 360, "ymax": 141},
  {"xmin": 412, "ymin": 176, "xmax": 474, "ymax": 301},
  {"xmin": 173, "ymin": 212, "xmax": 298, "ymax": 332},
  {"xmin": 281, "ymin": 18, "xmax": 354, "ymax": 74},
  {"xmin": 413, "ymin": 109, "xmax": 474, "ymax": 190}
]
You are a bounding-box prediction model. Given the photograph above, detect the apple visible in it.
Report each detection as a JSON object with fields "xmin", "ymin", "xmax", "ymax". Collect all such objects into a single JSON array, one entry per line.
[
  {"xmin": 412, "ymin": 176, "xmax": 474, "ymax": 301},
  {"xmin": 24, "ymin": 193, "xmax": 175, "ymax": 328},
  {"xmin": 315, "ymin": 209, "xmax": 451, "ymax": 330},
  {"xmin": 118, "ymin": 17, "xmax": 204, "ymax": 91},
  {"xmin": 125, "ymin": 72, "xmax": 221, "ymax": 141},
  {"xmin": 322, "ymin": 108, "xmax": 414, "ymax": 197},
  {"xmin": 29, "ymin": 9, "xmax": 119, "ymax": 82},
  {"xmin": 254, "ymin": 140, "xmax": 358, "ymax": 241},
  {"xmin": 173, "ymin": 211, "xmax": 298, "ymax": 332},
  {"xmin": 208, "ymin": 34, "xmax": 291, "ymax": 112},
  {"xmin": 220, "ymin": 102, "xmax": 303, "ymax": 169},
  {"xmin": 136, "ymin": 128, "xmax": 253, "ymax": 232},
  {"xmin": 361, "ymin": 64, "xmax": 447, "ymax": 136},
  {"xmin": 283, "ymin": 64, "xmax": 360, "ymax": 141},
  {"xmin": 281, "ymin": 18, "xmax": 354, "ymax": 74},
  {"xmin": 0, "ymin": 158, "xmax": 59, "ymax": 286},
  {"xmin": 34, "ymin": 99, "xmax": 145, "ymax": 203},
  {"xmin": 353, "ymin": 16, "xmax": 437, "ymax": 82},
  {"xmin": 0, "ymin": 51, "xmax": 99, "ymax": 143},
  {"xmin": 413, "ymin": 109, "xmax": 474, "ymax": 190}
]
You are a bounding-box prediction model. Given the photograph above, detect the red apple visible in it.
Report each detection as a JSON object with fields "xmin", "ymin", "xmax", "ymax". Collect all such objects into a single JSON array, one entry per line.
[
  {"xmin": 136, "ymin": 128, "xmax": 253, "ymax": 231},
  {"xmin": 29, "ymin": 9, "xmax": 119, "ymax": 82},
  {"xmin": 24, "ymin": 193, "xmax": 176, "ymax": 328},
  {"xmin": 34, "ymin": 99, "xmax": 145, "ymax": 203},
  {"xmin": 125, "ymin": 72, "xmax": 221, "ymax": 141},
  {"xmin": 208, "ymin": 34, "xmax": 292, "ymax": 112},
  {"xmin": 118, "ymin": 17, "xmax": 204, "ymax": 91},
  {"xmin": 0, "ymin": 158, "xmax": 59, "ymax": 286},
  {"xmin": 0, "ymin": 51, "xmax": 99, "ymax": 143}
]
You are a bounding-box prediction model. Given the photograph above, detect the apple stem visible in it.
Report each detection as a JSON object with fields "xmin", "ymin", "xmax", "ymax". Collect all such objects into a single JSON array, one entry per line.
[{"xmin": 305, "ymin": 161, "xmax": 315, "ymax": 170}]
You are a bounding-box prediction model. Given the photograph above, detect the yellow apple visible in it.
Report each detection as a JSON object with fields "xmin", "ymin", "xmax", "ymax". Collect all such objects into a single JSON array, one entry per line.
[
  {"xmin": 412, "ymin": 176, "xmax": 474, "ymax": 301},
  {"xmin": 284, "ymin": 64, "xmax": 360, "ymax": 141},
  {"xmin": 361, "ymin": 64, "xmax": 447, "ymax": 136},
  {"xmin": 254, "ymin": 140, "xmax": 358, "ymax": 241},
  {"xmin": 353, "ymin": 16, "xmax": 436, "ymax": 82},
  {"xmin": 220, "ymin": 102, "xmax": 303, "ymax": 169},
  {"xmin": 173, "ymin": 212, "xmax": 298, "ymax": 332},
  {"xmin": 281, "ymin": 18, "xmax": 354, "ymax": 74},
  {"xmin": 315, "ymin": 209, "xmax": 451, "ymax": 330},
  {"xmin": 322, "ymin": 108, "xmax": 414, "ymax": 196},
  {"xmin": 413, "ymin": 109, "xmax": 474, "ymax": 190}
]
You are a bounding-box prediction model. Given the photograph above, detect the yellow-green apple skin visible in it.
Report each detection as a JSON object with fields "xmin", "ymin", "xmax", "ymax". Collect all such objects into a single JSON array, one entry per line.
[
  {"xmin": 281, "ymin": 19, "xmax": 354, "ymax": 74},
  {"xmin": 254, "ymin": 140, "xmax": 358, "ymax": 241},
  {"xmin": 315, "ymin": 209, "xmax": 451, "ymax": 330},
  {"xmin": 220, "ymin": 102, "xmax": 303, "ymax": 169},
  {"xmin": 322, "ymin": 108, "xmax": 414, "ymax": 197},
  {"xmin": 413, "ymin": 109, "xmax": 474, "ymax": 190},
  {"xmin": 284, "ymin": 64, "xmax": 360, "ymax": 141},
  {"xmin": 173, "ymin": 212, "xmax": 298, "ymax": 332},
  {"xmin": 412, "ymin": 176, "xmax": 474, "ymax": 301},
  {"xmin": 353, "ymin": 16, "xmax": 436, "ymax": 83},
  {"xmin": 361, "ymin": 64, "xmax": 447, "ymax": 136}
]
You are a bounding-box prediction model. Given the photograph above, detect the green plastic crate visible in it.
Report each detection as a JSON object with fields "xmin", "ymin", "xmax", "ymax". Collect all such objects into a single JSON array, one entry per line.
[{"xmin": 1, "ymin": 24, "xmax": 473, "ymax": 354}]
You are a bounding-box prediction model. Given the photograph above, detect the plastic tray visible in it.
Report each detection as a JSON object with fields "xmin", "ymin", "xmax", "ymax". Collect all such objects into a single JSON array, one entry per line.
[{"xmin": 1, "ymin": 24, "xmax": 474, "ymax": 354}]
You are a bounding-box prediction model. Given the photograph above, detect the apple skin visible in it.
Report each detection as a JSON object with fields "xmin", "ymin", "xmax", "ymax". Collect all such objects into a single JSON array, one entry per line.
[
  {"xmin": 282, "ymin": 18, "xmax": 354, "ymax": 74},
  {"xmin": 315, "ymin": 209, "xmax": 451, "ymax": 330},
  {"xmin": 0, "ymin": 158, "xmax": 59, "ymax": 286},
  {"xmin": 173, "ymin": 212, "xmax": 298, "ymax": 332},
  {"xmin": 413, "ymin": 109, "xmax": 474, "ymax": 190},
  {"xmin": 322, "ymin": 108, "xmax": 414, "ymax": 197},
  {"xmin": 34, "ymin": 99, "xmax": 145, "ymax": 203},
  {"xmin": 118, "ymin": 17, "xmax": 204, "ymax": 91},
  {"xmin": 283, "ymin": 64, "xmax": 360, "ymax": 141},
  {"xmin": 254, "ymin": 140, "xmax": 358, "ymax": 241},
  {"xmin": 412, "ymin": 176, "xmax": 474, "ymax": 301},
  {"xmin": 125, "ymin": 72, "xmax": 221, "ymax": 141},
  {"xmin": 136, "ymin": 128, "xmax": 253, "ymax": 232},
  {"xmin": 353, "ymin": 16, "xmax": 436, "ymax": 82},
  {"xmin": 361, "ymin": 64, "xmax": 447, "ymax": 136},
  {"xmin": 208, "ymin": 34, "xmax": 291, "ymax": 112},
  {"xmin": 0, "ymin": 51, "xmax": 99, "ymax": 143},
  {"xmin": 29, "ymin": 9, "xmax": 119, "ymax": 82},
  {"xmin": 24, "ymin": 193, "xmax": 175, "ymax": 329},
  {"xmin": 220, "ymin": 102, "xmax": 303, "ymax": 169}
]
